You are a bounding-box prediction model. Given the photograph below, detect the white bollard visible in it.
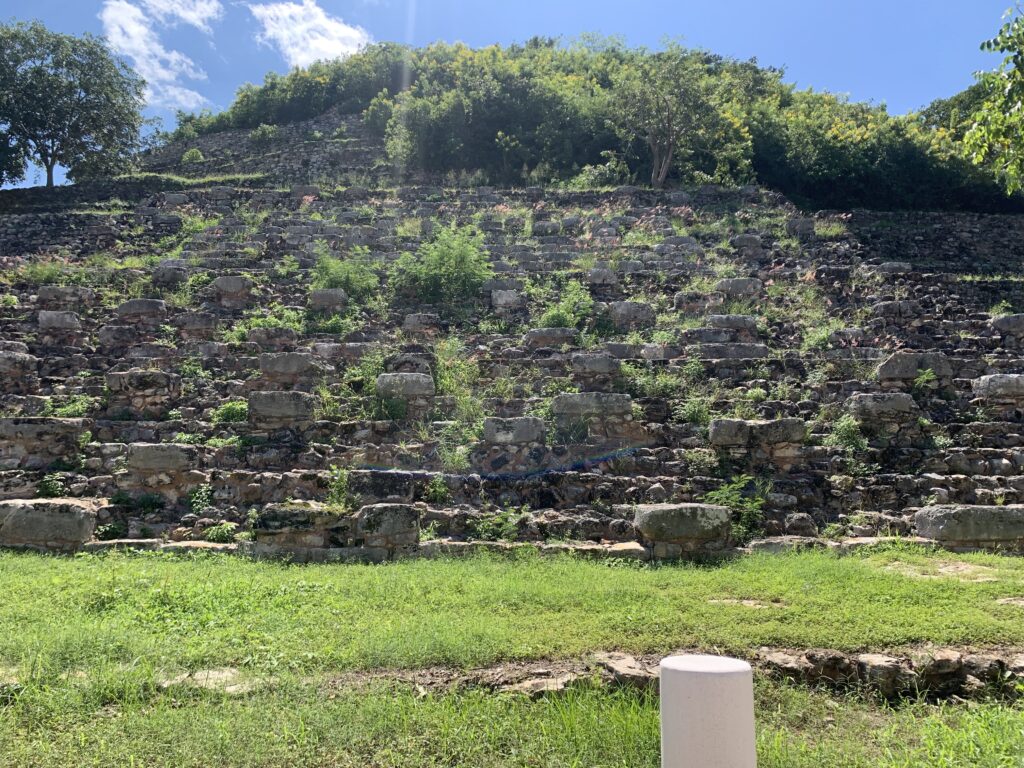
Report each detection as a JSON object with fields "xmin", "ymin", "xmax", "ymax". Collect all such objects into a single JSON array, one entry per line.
[{"xmin": 660, "ymin": 655, "xmax": 756, "ymax": 768}]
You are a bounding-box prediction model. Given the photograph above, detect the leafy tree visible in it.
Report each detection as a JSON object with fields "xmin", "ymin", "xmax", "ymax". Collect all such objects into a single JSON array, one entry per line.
[
  {"xmin": 609, "ymin": 46, "xmax": 723, "ymax": 188},
  {"xmin": 964, "ymin": 7, "xmax": 1024, "ymax": 194},
  {"xmin": 0, "ymin": 20, "xmax": 144, "ymax": 187}
]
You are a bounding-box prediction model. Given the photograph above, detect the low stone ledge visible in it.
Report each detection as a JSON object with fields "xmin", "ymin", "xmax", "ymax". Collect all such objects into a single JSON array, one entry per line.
[
  {"xmin": 0, "ymin": 498, "xmax": 103, "ymax": 553},
  {"xmin": 915, "ymin": 504, "xmax": 1024, "ymax": 551}
]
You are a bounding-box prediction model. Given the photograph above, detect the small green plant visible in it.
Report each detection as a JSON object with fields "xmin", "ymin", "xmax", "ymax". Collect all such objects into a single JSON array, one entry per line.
[
  {"xmin": 203, "ymin": 522, "xmax": 239, "ymax": 543},
  {"xmin": 325, "ymin": 466, "xmax": 359, "ymax": 513},
  {"xmin": 188, "ymin": 484, "xmax": 213, "ymax": 514},
  {"xmin": 210, "ymin": 400, "xmax": 248, "ymax": 424},
  {"xmin": 825, "ymin": 413, "xmax": 868, "ymax": 454},
  {"xmin": 94, "ymin": 521, "xmax": 128, "ymax": 541},
  {"xmin": 674, "ymin": 395, "xmax": 712, "ymax": 427},
  {"xmin": 37, "ymin": 473, "xmax": 68, "ymax": 498},
  {"xmin": 536, "ymin": 279, "xmax": 594, "ymax": 329},
  {"xmin": 424, "ymin": 475, "xmax": 452, "ymax": 504},
  {"xmin": 181, "ymin": 148, "xmax": 205, "ymax": 164},
  {"xmin": 273, "ymin": 254, "xmax": 301, "ymax": 278},
  {"xmin": 469, "ymin": 506, "xmax": 526, "ymax": 541},
  {"xmin": 990, "ymin": 299, "xmax": 1014, "ymax": 318},
  {"xmin": 704, "ymin": 474, "xmax": 768, "ymax": 545},
  {"xmin": 40, "ymin": 395, "xmax": 98, "ymax": 418},
  {"xmin": 0, "ymin": 294, "xmax": 18, "ymax": 308},
  {"xmin": 248, "ymin": 123, "xmax": 280, "ymax": 145},
  {"xmin": 912, "ymin": 368, "xmax": 938, "ymax": 395}
]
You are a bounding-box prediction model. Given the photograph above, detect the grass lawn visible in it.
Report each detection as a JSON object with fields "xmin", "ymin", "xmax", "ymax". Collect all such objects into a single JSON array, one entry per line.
[{"xmin": 1, "ymin": 545, "xmax": 1024, "ymax": 766}]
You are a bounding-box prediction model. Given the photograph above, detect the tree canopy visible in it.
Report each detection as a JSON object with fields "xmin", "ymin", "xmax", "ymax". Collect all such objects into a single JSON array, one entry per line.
[
  {"xmin": 168, "ymin": 36, "xmax": 1017, "ymax": 211},
  {"xmin": 964, "ymin": 7, "xmax": 1024, "ymax": 195},
  {"xmin": 0, "ymin": 20, "xmax": 145, "ymax": 187}
]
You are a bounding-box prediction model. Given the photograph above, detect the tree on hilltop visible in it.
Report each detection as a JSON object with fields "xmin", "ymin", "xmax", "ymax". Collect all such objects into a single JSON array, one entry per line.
[
  {"xmin": 964, "ymin": 7, "xmax": 1024, "ymax": 194},
  {"xmin": 0, "ymin": 20, "xmax": 145, "ymax": 187}
]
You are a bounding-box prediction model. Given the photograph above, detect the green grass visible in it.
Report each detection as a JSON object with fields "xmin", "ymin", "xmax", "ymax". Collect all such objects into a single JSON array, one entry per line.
[
  {"xmin": 0, "ymin": 673, "xmax": 1021, "ymax": 767},
  {"xmin": 2, "ymin": 546, "xmax": 1024, "ymax": 676},
  {"xmin": 2, "ymin": 547, "xmax": 1024, "ymax": 766}
]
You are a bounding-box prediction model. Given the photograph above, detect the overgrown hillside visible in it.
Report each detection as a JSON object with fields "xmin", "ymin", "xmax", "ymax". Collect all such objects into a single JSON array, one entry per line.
[{"xmin": 163, "ymin": 39, "xmax": 1019, "ymax": 211}]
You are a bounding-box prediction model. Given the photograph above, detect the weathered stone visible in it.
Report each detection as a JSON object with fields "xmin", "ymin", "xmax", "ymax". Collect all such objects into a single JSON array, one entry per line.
[
  {"xmin": 877, "ymin": 351, "xmax": 952, "ymax": 385},
  {"xmin": 974, "ymin": 374, "xmax": 1024, "ymax": 402},
  {"xmin": 259, "ymin": 352, "xmax": 318, "ymax": 380},
  {"xmin": 709, "ymin": 419, "xmax": 751, "ymax": 448},
  {"xmin": 483, "ymin": 417, "xmax": 546, "ymax": 445},
  {"xmin": 37, "ymin": 310, "xmax": 80, "ymax": 330},
  {"xmin": 707, "ymin": 314, "xmax": 758, "ymax": 332},
  {"xmin": 0, "ymin": 351, "xmax": 38, "ymax": 394},
  {"xmin": 105, "ymin": 369, "xmax": 182, "ymax": 419},
  {"xmin": 857, "ymin": 654, "xmax": 915, "ymax": 699},
  {"xmin": 248, "ymin": 391, "xmax": 315, "ymax": 429},
  {"xmin": 571, "ymin": 352, "xmax": 620, "ymax": 375},
  {"xmin": 116, "ymin": 298, "xmax": 166, "ymax": 322},
  {"xmin": 846, "ymin": 393, "xmax": 920, "ymax": 423},
  {"xmin": 402, "ymin": 313, "xmax": 440, "ymax": 333},
  {"xmin": 375, "ymin": 373, "xmax": 435, "ymax": 398},
  {"xmin": 308, "ymin": 289, "xmax": 348, "ymax": 312},
  {"xmin": 632, "ymin": 503, "xmax": 731, "ymax": 552},
  {"xmin": 992, "ymin": 314, "xmax": 1024, "ymax": 336},
  {"xmin": 0, "ymin": 498, "xmax": 101, "ymax": 552},
  {"xmin": 714, "ymin": 277, "xmax": 762, "ymax": 297},
  {"xmin": 211, "ymin": 276, "xmax": 253, "ymax": 308},
  {"xmin": 0, "ymin": 418, "xmax": 89, "ymax": 470},
  {"xmin": 523, "ymin": 327, "xmax": 577, "ymax": 350},
  {"xmin": 692, "ymin": 343, "xmax": 769, "ymax": 359},
  {"xmin": 915, "ymin": 505, "xmax": 1024, "ymax": 550},
  {"xmin": 127, "ymin": 443, "xmax": 196, "ymax": 473},
  {"xmin": 609, "ymin": 301, "xmax": 656, "ymax": 331},
  {"xmin": 356, "ymin": 503, "xmax": 419, "ymax": 548},
  {"xmin": 551, "ymin": 392, "xmax": 632, "ymax": 417}
]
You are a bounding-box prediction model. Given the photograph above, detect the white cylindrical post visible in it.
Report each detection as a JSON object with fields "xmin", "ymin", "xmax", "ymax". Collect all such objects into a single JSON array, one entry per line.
[{"xmin": 660, "ymin": 655, "xmax": 756, "ymax": 768}]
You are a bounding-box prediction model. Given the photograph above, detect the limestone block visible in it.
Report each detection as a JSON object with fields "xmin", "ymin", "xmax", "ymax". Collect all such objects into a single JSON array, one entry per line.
[
  {"xmin": 375, "ymin": 373, "xmax": 435, "ymax": 399},
  {"xmin": 483, "ymin": 417, "xmax": 546, "ymax": 445},
  {"xmin": 248, "ymin": 391, "xmax": 315, "ymax": 429},
  {"xmin": 916, "ymin": 505, "xmax": 1024, "ymax": 550},
  {"xmin": 0, "ymin": 498, "xmax": 100, "ymax": 553},
  {"xmin": 632, "ymin": 503, "xmax": 731, "ymax": 552}
]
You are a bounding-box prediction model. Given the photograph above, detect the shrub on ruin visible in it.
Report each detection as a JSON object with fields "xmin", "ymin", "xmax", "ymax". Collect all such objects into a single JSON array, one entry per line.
[
  {"xmin": 204, "ymin": 522, "xmax": 238, "ymax": 543},
  {"xmin": 325, "ymin": 466, "xmax": 359, "ymax": 513},
  {"xmin": 36, "ymin": 473, "xmax": 67, "ymax": 498},
  {"xmin": 704, "ymin": 474, "xmax": 768, "ymax": 545},
  {"xmin": 424, "ymin": 475, "xmax": 452, "ymax": 504},
  {"xmin": 390, "ymin": 224, "xmax": 493, "ymax": 309},
  {"xmin": 210, "ymin": 400, "xmax": 248, "ymax": 424},
  {"xmin": 188, "ymin": 484, "xmax": 213, "ymax": 514},
  {"xmin": 181, "ymin": 148, "xmax": 204, "ymax": 164},
  {"xmin": 536, "ymin": 279, "xmax": 594, "ymax": 329},
  {"xmin": 311, "ymin": 244, "xmax": 380, "ymax": 301},
  {"xmin": 825, "ymin": 414, "xmax": 868, "ymax": 454},
  {"xmin": 248, "ymin": 123, "xmax": 280, "ymax": 145}
]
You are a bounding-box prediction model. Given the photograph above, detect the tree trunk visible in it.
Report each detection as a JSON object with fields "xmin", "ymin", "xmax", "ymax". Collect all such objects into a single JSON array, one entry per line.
[
  {"xmin": 45, "ymin": 162, "xmax": 55, "ymax": 188},
  {"xmin": 649, "ymin": 142, "xmax": 673, "ymax": 189}
]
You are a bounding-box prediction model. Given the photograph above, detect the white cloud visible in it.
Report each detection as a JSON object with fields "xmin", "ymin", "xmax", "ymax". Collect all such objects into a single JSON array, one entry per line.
[
  {"xmin": 100, "ymin": 0, "xmax": 208, "ymax": 109},
  {"xmin": 249, "ymin": 0, "xmax": 372, "ymax": 68},
  {"xmin": 139, "ymin": 0, "xmax": 224, "ymax": 34}
]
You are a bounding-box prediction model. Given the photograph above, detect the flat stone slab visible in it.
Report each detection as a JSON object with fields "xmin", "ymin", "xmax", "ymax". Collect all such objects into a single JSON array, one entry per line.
[
  {"xmin": 0, "ymin": 498, "xmax": 101, "ymax": 553},
  {"xmin": 916, "ymin": 505, "xmax": 1024, "ymax": 549}
]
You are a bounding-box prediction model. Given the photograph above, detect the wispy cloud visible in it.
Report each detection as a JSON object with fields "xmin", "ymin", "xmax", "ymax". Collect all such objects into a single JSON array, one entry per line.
[
  {"xmin": 249, "ymin": 0, "xmax": 372, "ymax": 68},
  {"xmin": 100, "ymin": 0, "xmax": 209, "ymax": 109},
  {"xmin": 139, "ymin": 0, "xmax": 224, "ymax": 35}
]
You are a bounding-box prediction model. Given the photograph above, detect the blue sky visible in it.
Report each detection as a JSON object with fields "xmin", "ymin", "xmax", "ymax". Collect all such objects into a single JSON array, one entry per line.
[{"xmin": 2, "ymin": 0, "xmax": 1015, "ymax": 185}]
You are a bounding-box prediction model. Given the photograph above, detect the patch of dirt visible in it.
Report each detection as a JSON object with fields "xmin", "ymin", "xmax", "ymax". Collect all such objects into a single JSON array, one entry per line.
[
  {"xmin": 707, "ymin": 598, "xmax": 786, "ymax": 609},
  {"xmin": 885, "ymin": 560, "xmax": 999, "ymax": 582},
  {"xmin": 997, "ymin": 597, "xmax": 1024, "ymax": 607},
  {"xmin": 158, "ymin": 667, "xmax": 256, "ymax": 696}
]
